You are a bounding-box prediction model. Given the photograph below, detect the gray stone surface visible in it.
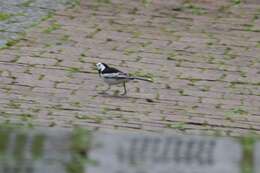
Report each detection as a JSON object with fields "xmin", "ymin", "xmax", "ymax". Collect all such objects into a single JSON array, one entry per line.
[
  {"xmin": 0, "ymin": 0, "xmax": 74, "ymax": 48},
  {"xmin": 254, "ymin": 142, "xmax": 260, "ymax": 173},
  {"xmin": 87, "ymin": 132, "xmax": 242, "ymax": 173},
  {"xmin": 0, "ymin": 128, "xmax": 72, "ymax": 173}
]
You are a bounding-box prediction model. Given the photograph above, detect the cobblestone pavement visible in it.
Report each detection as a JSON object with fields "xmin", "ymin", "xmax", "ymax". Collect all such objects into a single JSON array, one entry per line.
[
  {"xmin": 0, "ymin": 0, "xmax": 76, "ymax": 47},
  {"xmin": 0, "ymin": 0, "xmax": 259, "ymax": 136}
]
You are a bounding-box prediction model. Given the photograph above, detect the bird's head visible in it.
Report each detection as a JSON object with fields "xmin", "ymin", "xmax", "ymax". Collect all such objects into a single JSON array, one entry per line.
[{"xmin": 96, "ymin": 62, "xmax": 108, "ymax": 72}]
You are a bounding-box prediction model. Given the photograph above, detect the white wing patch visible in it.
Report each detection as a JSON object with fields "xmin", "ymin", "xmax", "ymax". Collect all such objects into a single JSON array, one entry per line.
[{"xmin": 102, "ymin": 72, "xmax": 129, "ymax": 79}]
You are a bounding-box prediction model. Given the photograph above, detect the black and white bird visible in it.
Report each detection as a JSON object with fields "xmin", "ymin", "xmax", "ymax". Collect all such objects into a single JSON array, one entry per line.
[{"xmin": 96, "ymin": 62, "xmax": 152, "ymax": 95}]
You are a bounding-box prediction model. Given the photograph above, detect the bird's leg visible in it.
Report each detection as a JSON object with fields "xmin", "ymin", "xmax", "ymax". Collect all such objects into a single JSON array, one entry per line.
[{"xmin": 121, "ymin": 82, "xmax": 127, "ymax": 95}]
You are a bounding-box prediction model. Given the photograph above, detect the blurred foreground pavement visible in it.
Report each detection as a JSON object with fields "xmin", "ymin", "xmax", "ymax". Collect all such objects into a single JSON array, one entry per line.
[
  {"xmin": 0, "ymin": 0, "xmax": 260, "ymax": 136},
  {"xmin": 0, "ymin": 127, "xmax": 258, "ymax": 173}
]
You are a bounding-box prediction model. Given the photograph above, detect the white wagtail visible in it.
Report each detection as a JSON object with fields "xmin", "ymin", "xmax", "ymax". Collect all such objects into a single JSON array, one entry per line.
[{"xmin": 96, "ymin": 62, "xmax": 152, "ymax": 95}]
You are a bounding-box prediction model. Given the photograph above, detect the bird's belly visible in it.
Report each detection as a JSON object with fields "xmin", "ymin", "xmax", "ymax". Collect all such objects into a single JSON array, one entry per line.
[{"xmin": 103, "ymin": 78, "xmax": 127, "ymax": 85}]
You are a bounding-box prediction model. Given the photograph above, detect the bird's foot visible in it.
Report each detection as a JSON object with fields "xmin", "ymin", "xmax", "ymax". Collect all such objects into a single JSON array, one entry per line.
[{"xmin": 120, "ymin": 91, "xmax": 127, "ymax": 96}]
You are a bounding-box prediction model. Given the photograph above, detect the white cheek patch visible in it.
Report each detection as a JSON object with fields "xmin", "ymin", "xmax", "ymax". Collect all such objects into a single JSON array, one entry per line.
[
  {"xmin": 96, "ymin": 63, "xmax": 105, "ymax": 71},
  {"xmin": 100, "ymin": 64, "xmax": 105, "ymax": 71}
]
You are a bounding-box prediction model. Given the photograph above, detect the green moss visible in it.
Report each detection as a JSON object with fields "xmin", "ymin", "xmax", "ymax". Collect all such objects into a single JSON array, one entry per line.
[
  {"xmin": 132, "ymin": 31, "xmax": 142, "ymax": 38},
  {"xmin": 243, "ymin": 24, "xmax": 260, "ymax": 32},
  {"xmin": 31, "ymin": 134, "xmax": 45, "ymax": 159},
  {"xmin": 230, "ymin": 80, "xmax": 260, "ymax": 86},
  {"xmin": 224, "ymin": 107, "xmax": 248, "ymax": 120},
  {"xmin": 1, "ymin": 31, "xmax": 23, "ymax": 49},
  {"xmin": 217, "ymin": 5, "xmax": 230, "ymax": 13},
  {"xmin": 60, "ymin": 35, "xmax": 70, "ymax": 42},
  {"xmin": 41, "ymin": 11, "xmax": 54, "ymax": 21},
  {"xmin": 71, "ymin": 102, "xmax": 81, "ymax": 107},
  {"xmin": 43, "ymin": 22, "xmax": 61, "ymax": 33},
  {"xmin": 172, "ymin": 122, "xmax": 186, "ymax": 130},
  {"xmin": 0, "ymin": 12, "xmax": 11, "ymax": 21},
  {"xmin": 231, "ymin": 107, "xmax": 248, "ymax": 115},
  {"xmin": 129, "ymin": 7, "xmax": 138, "ymax": 14},
  {"xmin": 183, "ymin": 3, "xmax": 206, "ymax": 15},
  {"xmin": 6, "ymin": 39, "xmax": 19, "ymax": 47},
  {"xmin": 167, "ymin": 57, "xmax": 176, "ymax": 61},
  {"xmin": 66, "ymin": 128, "xmax": 92, "ymax": 173},
  {"xmin": 80, "ymin": 53, "xmax": 86, "ymax": 57},
  {"xmin": 240, "ymin": 135, "xmax": 256, "ymax": 173},
  {"xmin": 219, "ymin": 73, "xmax": 227, "ymax": 80},
  {"xmin": 155, "ymin": 92, "xmax": 160, "ymax": 100},
  {"xmin": 66, "ymin": 67, "xmax": 81, "ymax": 73},
  {"xmin": 31, "ymin": 108, "xmax": 40, "ymax": 113},
  {"xmin": 167, "ymin": 52, "xmax": 177, "ymax": 61},
  {"xmin": 0, "ymin": 131, "xmax": 9, "ymax": 154},
  {"xmin": 38, "ymin": 74, "xmax": 45, "ymax": 80},
  {"xmin": 19, "ymin": 0, "xmax": 34, "ymax": 7},
  {"xmin": 97, "ymin": 0, "xmax": 111, "ymax": 3},
  {"xmin": 86, "ymin": 28, "xmax": 101, "ymax": 38},
  {"xmin": 140, "ymin": 41, "xmax": 151, "ymax": 48},
  {"xmin": 142, "ymin": 0, "xmax": 152, "ymax": 6},
  {"xmin": 178, "ymin": 89, "xmax": 188, "ymax": 96},
  {"xmin": 20, "ymin": 113, "xmax": 33, "ymax": 121},
  {"xmin": 49, "ymin": 121, "xmax": 56, "ymax": 127},
  {"xmin": 7, "ymin": 100, "xmax": 21, "ymax": 109},
  {"xmin": 14, "ymin": 134, "xmax": 27, "ymax": 160},
  {"xmin": 66, "ymin": 0, "xmax": 81, "ymax": 8},
  {"xmin": 256, "ymin": 41, "xmax": 260, "ymax": 48},
  {"xmin": 166, "ymin": 122, "xmax": 186, "ymax": 130},
  {"xmin": 172, "ymin": 6, "xmax": 183, "ymax": 11},
  {"xmin": 123, "ymin": 48, "xmax": 135, "ymax": 55},
  {"xmin": 200, "ymin": 86, "xmax": 210, "ymax": 92},
  {"xmin": 101, "ymin": 107, "xmax": 109, "ymax": 114},
  {"xmin": 231, "ymin": 0, "xmax": 241, "ymax": 5},
  {"xmin": 75, "ymin": 115, "xmax": 103, "ymax": 123},
  {"xmin": 71, "ymin": 128, "xmax": 91, "ymax": 155}
]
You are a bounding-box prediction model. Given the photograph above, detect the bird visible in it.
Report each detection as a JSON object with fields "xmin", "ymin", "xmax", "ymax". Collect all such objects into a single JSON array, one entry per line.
[{"xmin": 96, "ymin": 62, "xmax": 152, "ymax": 95}]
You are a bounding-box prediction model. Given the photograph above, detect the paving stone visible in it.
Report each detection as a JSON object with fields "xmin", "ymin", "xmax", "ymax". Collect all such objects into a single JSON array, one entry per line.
[
  {"xmin": 254, "ymin": 142, "xmax": 260, "ymax": 173},
  {"xmin": 0, "ymin": 0, "xmax": 74, "ymax": 48},
  {"xmin": 0, "ymin": 128, "xmax": 72, "ymax": 173},
  {"xmin": 87, "ymin": 132, "xmax": 242, "ymax": 173}
]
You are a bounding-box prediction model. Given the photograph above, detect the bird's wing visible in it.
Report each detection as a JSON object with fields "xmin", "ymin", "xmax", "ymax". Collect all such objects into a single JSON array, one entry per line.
[
  {"xmin": 102, "ymin": 67, "xmax": 121, "ymax": 74},
  {"xmin": 102, "ymin": 72, "xmax": 129, "ymax": 79}
]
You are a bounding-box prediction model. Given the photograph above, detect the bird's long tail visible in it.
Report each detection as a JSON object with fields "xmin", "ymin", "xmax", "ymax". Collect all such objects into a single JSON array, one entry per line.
[{"xmin": 129, "ymin": 77, "xmax": 153, "ymax": 82}]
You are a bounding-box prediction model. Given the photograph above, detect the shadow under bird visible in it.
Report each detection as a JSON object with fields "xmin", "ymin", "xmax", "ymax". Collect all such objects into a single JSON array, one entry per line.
[{"xmin": 96, "ymin": 62, "xmax": 152, "ymax": 95}]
